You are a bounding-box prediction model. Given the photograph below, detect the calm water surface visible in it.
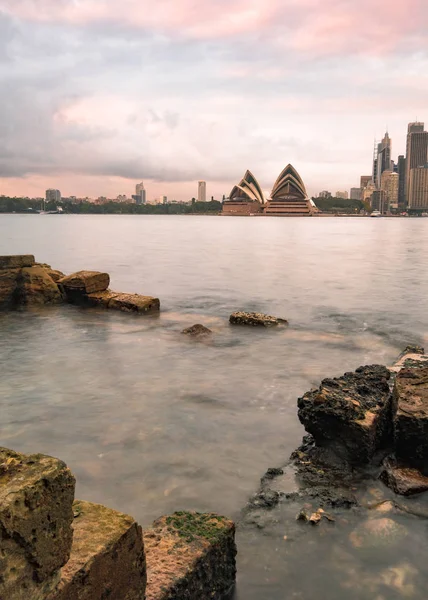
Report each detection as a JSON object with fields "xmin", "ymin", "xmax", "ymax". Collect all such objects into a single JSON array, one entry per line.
[{"xmin": 1, "ymin": 214, "xmax": 428, "ymax": 598}]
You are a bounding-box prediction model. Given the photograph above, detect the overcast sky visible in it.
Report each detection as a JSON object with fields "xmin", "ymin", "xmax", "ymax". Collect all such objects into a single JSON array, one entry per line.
[{"xmin": 1, "ymin": 0, "xmax": 428, "ymax": 200}]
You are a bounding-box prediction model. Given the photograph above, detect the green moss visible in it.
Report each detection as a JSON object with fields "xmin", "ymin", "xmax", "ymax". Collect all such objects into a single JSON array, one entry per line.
[{"xmin": 165, "ymin": 512, "xmax": 227, "ymax": 543}]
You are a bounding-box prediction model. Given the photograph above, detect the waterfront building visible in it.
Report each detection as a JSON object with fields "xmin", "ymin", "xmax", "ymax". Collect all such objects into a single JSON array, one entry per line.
[
  {"xmin": 135, "ymin": 182, "xmax": 146, "ymax": 205},
  {"xmin": 408, "ymin": 164, "xmax": 428, "ymax": 210},
  {"xmin": 161, "ymin": 196, "xmax": 168, "ymax": 204},
  {"xmin": 405, "ymin": 122, "xmax": 428, "ymax": 206},
  {"xmin": 46, "ymin": 189, "xmax": 61, "ymax": 203},
  {"xmin": 318, "ymin": 191, "xmax": 332, "ymax": 198},
  {"xmin": 371, "ymin": 189, "xmax": 388, "ymax": 213},
  {"xmin": 362, "ymin": 182, "xmax": 377, "ymax": 205},
  {"xmin": 198, "ymin": 181, "xmax": 207, "ymax": 203},
  {"xmin": 264, "ymin": 164, "xmax": 318, "ymax": 216},
  {"xmin": 360, "ymin": 175, "xmax": 372, "ymax": 190},
  {"xmin": 222, "ymin": 170, "xmax": 264, "ymax": 215},
  {"xmin": 336, "ymin": 191, "xmax": 348, "ymax": 199},
  {"xmin": 380, "ymin": 170, "xmax": 399, "ymax": 211},
  {"xmin": 350, "ymin": 188, "xmax": 361, "ymax": 200}
]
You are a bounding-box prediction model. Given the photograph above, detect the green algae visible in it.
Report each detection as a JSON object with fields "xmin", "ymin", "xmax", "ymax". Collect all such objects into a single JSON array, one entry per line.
[{"xmin": 166, "ymin": 511, "xmax": 227, "ymax": 543}]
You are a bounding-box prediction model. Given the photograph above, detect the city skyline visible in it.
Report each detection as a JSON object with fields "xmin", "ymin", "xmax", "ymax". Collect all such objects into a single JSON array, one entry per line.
[{"xmin": 1, "ymin": 1, "xmax": 428, "ymax": 200}]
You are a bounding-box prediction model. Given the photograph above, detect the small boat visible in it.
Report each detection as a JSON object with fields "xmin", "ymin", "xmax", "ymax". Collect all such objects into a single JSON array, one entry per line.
[{"xmin": 370, "ymin": 210, "xmax": 382, "ymax": 218}]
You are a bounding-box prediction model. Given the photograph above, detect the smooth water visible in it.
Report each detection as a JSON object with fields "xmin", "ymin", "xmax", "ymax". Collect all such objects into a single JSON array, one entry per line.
[{"xmin": 1, "ymin": 214, "xmax": 428, "ymax": 598}]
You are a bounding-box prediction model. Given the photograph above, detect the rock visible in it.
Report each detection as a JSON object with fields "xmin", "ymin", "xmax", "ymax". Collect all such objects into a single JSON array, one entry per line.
[
  {"xmin": 49, "ymin": 500, "xmax": 146, "ymax": 600},
  {"xmin": 58, "ymin": 271, "xmax": 110, "ymax": 301},
  {"xmin": 297, "ymin": 365, "xmax": 392, "ymax": 464},
  {"xmin": 0, "ymin": 447, "xmax": 75, "ymax": 600},
  {"xmin": 296, "ymin": 508, "xmax": 310, "ymax": 522},
  {"xmin": 349, "ymin": 518, "xmax": 408, "ymax": 552},
  {"xmin": 393, "ymin": 367, "xmax": 428, "ymax": 473},
  {"xmin": 0, "ymin": 268, "xmax": 19, "ymax": 308},
  {"xmin": 0, "ymin": 255, "xmax": 35, "ymax": 269},
  {"xmin": 381, "ymin": 459, "xmax": 428, "ymax": 496},
  {"xmin": 309, "ymin": 510, "xmax": 323, "ymax": 525},
  {"xmin": 37, "ymin": 265, "xmax": 66, "ymax": 283},
  {"xmin": 15, "ymin": 266, "xmax": 63, "ymax": 305},
  {"xmin": 182, "ymin": 324, "xmax": 212, "ymax": 336},
  {"xmin": 144, "ymin": 512, "xmax": 236, "ymax": 600},
  {"xmin": 229, "ymin": 311, "xmax": 288, "ymax": 327},
  {"xmin": 87, "ymin": 290, "xmax": 160, "ymax": 314}
]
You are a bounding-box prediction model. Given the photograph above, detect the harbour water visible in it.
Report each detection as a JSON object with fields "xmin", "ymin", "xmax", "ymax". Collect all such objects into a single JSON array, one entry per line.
[{"xmin": 1, "ymin": 214, "xmax": 428, "ymax": 598}]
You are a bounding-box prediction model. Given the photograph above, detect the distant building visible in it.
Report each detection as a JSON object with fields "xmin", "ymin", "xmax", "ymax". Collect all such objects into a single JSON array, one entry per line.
[
  {"xmin": 371, "ymin": 189, "xmax": 388, "ymax": 213},
  {"xmin": 350, "ymin": 188, "xmax": 361, "ymax": 200},
  {"xmin": 360, "ymin": 175, "xmax": 372, "ymax": 190},
  {"xmin": 318, "ymin": 191, "xmax": 332, "ymax": 198},
  {"xmin": 380, "ymin": 170, "xmax": 399, "ymax": 210},
  {"xmin": 135, "ymin": 182, "xmax": 146, "ymax": 205},
  {"xmin": 198, "ymin": 181, "xmax": 206, "ymax": 202},
  {"xmin": 405, "ymin": 122, "xmax": 428, "ymax": 206},
  {"xmin": 408, "ymin": 164, "xmax": 428, "ymax": 210},
  {"xmin": 375, "ymin": 132, "xmax": 392, "ymax": 189},
  {"xmin": 116, "ymin": 195, "xmax": 128, "ymax": 203},
  {"xmin": 335, "ymin": 191, "xmax": 348, "ymax": 199},
  {"xmin": 161, "ymin": 196, "xmax": 168, "ymax": 204},
  {"xmin": 46, "ymin": 189, "xmax": 61, "ymax": 203}
]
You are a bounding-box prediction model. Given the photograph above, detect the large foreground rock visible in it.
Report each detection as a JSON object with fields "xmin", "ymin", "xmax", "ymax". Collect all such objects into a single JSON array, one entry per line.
[
  {"xmin": 297, "ymin": 365, "xmax": 392, "ymax": 464},
  {"xmin": 229, "ymin": 311, "xmax": 288, "ymax": 327},
  {"xmin": 58, "ymin": 271, "xmax": 110, "ymax": 300},
  {"xmin": 87, "ymin": 290, "xmax": 160, "ymax": 314},
  {"xmin": 393, "ymin": 366, "xmax": 428, "ymax": 473},
  {"xmin": 0, "ymin": 448, "xmax": 75, "ymax": 600},
  {"xmin": 0, "ymin": 268, "xmax": 19, "ymax": 308},
  {"xmin": 50, "ymin": 501, "xmax": 146, "ymax": 600},
  {"xmin": 15, "ymin": 266, "xmax": 63, "ymax": 305},
  {"xmin": 144, "ymin": 512, "xmax": 236, "ymax": 600}
]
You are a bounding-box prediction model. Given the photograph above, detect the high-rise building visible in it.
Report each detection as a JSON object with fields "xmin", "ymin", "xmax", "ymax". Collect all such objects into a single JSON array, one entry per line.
[
  {"xmin": 318, "ymin": 190, "xmax": 331, "ymax": 198},
  {"xmin": 380, "ymin": 170, "xmax": 399, "ymax": 211},
  {"xmin": 405, "ymin": 122, "xmax": 428, "ymax": 206},
  {"xmin": 350, "ymin": 188, "xmax": 361, "ymax": 200},
  {"xmin": 46, "ymin": 189, "xmax": 61, "ymax": 203},
  {"xmin": 198, "ymin": 181, "xmax": 206, "ymax": 202},
  {"xmin": 397, "ymin": 155, "xmax": 406, "ymax": 209},
  {"xmin": 135, "ymin": 182, "xmax": 146, "ymax": 205},
  {"xmin": 335, "ymin": 191, "xmax": 348, "ymax": 199},
  {"xmin": 408, "ymin": 164, "xmax": 428, "ymax": 210},
  {"xmin": 161, "ymin": 196, "xmax": 168, "ymax": 204},
  {"xmin": 375, "ymin": 132, "xmax": 392, "ymax": 188},
  {"xmin": 371, "ymin": 189, "xmax": 388, "ymax": 213},
  {"xmin": 360, "ymin": 175, "xmax": 372, "ymax": 189}
]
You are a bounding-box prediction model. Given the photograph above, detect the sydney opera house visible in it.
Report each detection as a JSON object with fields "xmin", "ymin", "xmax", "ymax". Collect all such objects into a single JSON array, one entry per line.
[{"xmin": 222, "ymin": 164, "xmax": 318, "ymax": 216}]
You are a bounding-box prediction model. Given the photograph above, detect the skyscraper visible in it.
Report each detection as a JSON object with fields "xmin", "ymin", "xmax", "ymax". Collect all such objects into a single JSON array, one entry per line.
[
  {"xmin": 380, "ymin": 170, "xmax": 399, "ymax": 211},
  {"xmin": 350, "ymin": 188, "xmax": 361, "ymax": 200},
  {"xmin": 408, "ymin": 164, "xmax": 428, "ymax": 210},
  {"xmin": 135, "ymin": 182, "xmax": 146, "ymax": 205},
  {"xmin": 198, "ymin": 181, "xmax": 206, "ymax": 202},
  {"xmin": 397, "ymin": 155, "xmax": 406, "ymax": 209},
  {"xmin": 375, "ymin": 132, "xmax": 391, "ymax": 188},
  {"xmin": 405, "ymin": 123, "xmax": 428, "ymax": 207},
  {"xmin": 46, "ymin": 189, "xmax": 61, "ymax": 203}
]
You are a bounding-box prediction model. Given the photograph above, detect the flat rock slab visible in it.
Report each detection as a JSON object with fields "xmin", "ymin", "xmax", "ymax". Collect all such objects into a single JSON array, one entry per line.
[
  {"xmin": 49, "ymin": 501, "xmax": 146, "ymax": 600},
  {"xmin": 87, "ymin": 290, "xmax": 160, "ymax": 314},
  {"xmin": 0, "ymin": 448, "xmax": 75, "ymax": 600},
  {"xmin": 380, "ymin": 461, "xmax": 428, "ymax": 496},
  {"xmin": 58, "ymin": 271, "xmax": 110, "ymax": 295},
  {"xmin": 0, "ymin": 255, "xmax": 35, "ymax": 269},
  {"xmin": 393, "ymin": 366, "xmax": 428, "ymax": 473},
  {"xmin": 297, "ymin": 365, "xmax": 392, "ymax": 464},
  {"xmin": 229, "ymin": 311, "xmax": 288, "ymax": 327},
  {"xmin": 144, "ymin": 512, "xmax": 236, "ymax": 600}
]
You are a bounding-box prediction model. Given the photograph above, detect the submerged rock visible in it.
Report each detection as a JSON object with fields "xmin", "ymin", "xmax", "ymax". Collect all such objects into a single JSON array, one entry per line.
[
  {"xmin": 349, "ymin": 518, "xmax": 408, "ymax": 551},
  {"xmin": 297, "ymin": 365, "xmax": 392, "ymax": 464},
  {"xmin": 229, "ymin": 311, "xmax": 288, "ymax": 327},
  {"xmin": 144, "ymin": 511, "xmax": 236, "ymax": 600},
  {"xmin": 0, "ymin": 447, "xmax": 75, "ymax": 600},
  {"xmin": 380, "ymin": 460, "xmax": 428, "ymax": 496},
  {"xmin": 50, "ymin": 500, "xmax": 146, "ymax": 600},
  {"xmin": 88, "ymin": 290, "xmax": 160, "ymax": 314},
  {"xmin": 182, "ymin": 324, "xmax": 213, "ymax": 336},
  {"xmin": 393, "ymin": 366, "xmax": 428, "ymax": 474}
]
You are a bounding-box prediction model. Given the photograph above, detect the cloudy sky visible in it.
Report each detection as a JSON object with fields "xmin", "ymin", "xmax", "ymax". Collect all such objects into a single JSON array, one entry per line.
[{"xmin": 1, "ymin": 0, "xmax": 428, "ymax": 200}]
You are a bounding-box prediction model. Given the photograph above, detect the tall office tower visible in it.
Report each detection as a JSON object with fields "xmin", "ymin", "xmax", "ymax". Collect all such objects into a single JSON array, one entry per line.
[
  {"xmin": 408, "ymin": 165, "xmax": 428, "ymax": 210},
  {"xmin": 135, "ymin": 182, "xmax": 146, "ymax": 205},
  {"xmin": 397, "ymin": 155, "xmax": 406, "ymax": 209},
  {"xmin": 350, "ymin": 188, "xmax": 361, "ymax": 200},
  {"xmin": 360, "ymin": 175, "xmax": 372, "ymax": 189},
  {"xmin": 46, "ymin": 189, "xmax": 61, "ymax": 202},
  {"xmin": 375, "ymin": 132, "xmax": 392, "ymax": 188},
  {"xmin": 380, "ymin": 170, "xmax": 399, "ymax": 211},
  {"xmin": 198, "ymin": 181, "xmax": 207, "ymax": 202},
  {"xmin": 405, "ymin": 122, "xmax": 428, "ymax": 206}
]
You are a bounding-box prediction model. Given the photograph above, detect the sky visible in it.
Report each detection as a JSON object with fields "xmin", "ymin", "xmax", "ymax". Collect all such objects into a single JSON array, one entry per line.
[{"xmin": 0, "ymin": 0, "xmax": 428, "ymax": 201}]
